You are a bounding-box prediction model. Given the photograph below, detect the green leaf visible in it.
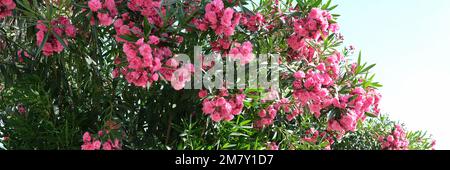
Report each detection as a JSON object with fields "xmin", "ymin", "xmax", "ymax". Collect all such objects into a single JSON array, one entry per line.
[
  {"xmin": 365, "ymin": 112, "xmax": 378, "ymax": 118},
  {"xmin": 53, "ymin": 32, "xmax": 69, "ymax": 50},
  {"xmin": 230, "ymin": 132, "xmax": 249, "ymax": 137},
  {"xmin": 239, "ymin": 120, "xmax": 252, "ymax": 126},
  {"xmin": 143, "ymin": 17, "xmax": 152, "ymax": 37},
  {"xmin": 357, "ymin": 51, "xmax": 362, "ymax": 67},
  {"xmin": 36, "ymin": 32, "xmax": 50, "ymax": 56},
  {"xmin": 119, "ymin": 34, "xmax": 139, "ymax": 42},
  {"xmin": 360, "ymin": 64, "xmax": 376, "ymax": 74},
  {"xmin": 322, "ymin": 0, "xmax": 332, "ymax": 10}
]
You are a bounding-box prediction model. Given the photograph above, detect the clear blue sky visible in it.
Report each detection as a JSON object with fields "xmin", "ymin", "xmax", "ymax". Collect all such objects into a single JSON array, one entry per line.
[{"xmin": 334, "ymin": 0, "xmax": 450, "ymax": 149}]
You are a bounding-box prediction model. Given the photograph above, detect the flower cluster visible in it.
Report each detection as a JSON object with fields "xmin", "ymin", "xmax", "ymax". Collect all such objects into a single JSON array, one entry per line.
[
  {"xmin": 255, "ymin": 105, "xmax": 277, "ymax": 128},
  {"xmin": 112, "ymin": 12, "xmax": 142, "ymax": 43},
  {"xmin": 266, "ymin": 142, "xmax": 279, "ymax": 150},
  {"xmin": 81, "ymin": 132, "xmax": 122, "ymax": 150},
  {"xmin": 229, "ymin": 41, "xmax": 254, "ymax": 65},
  {"xmin": 241, "ymin": 13, "xmax": 266, "ymax": 32},
  {"xmin": 287, "ymin": 8, "xmax": 339, "ymax": 61},
  {"xmin": 379, "ymin": 124, "xmax": 409, "ymax": 150},
  {"xmin": 17, "ymin": 104, "xmax": 26, "ymax": 115},
  {"xmin": 0, "ymin": 0, "xmax": 15, "ymax": 19},
  {"xmin": 17, "ymin": 50, "xmax": 31, "ymax": 63},
  {"xmin": 201, "ymin": 90, "xmax": 246, "ymax": 122},
  {"xmin": 117, "ymin": 38, "xmax": 168, "ymax": 87},
  {"xmin": 290, "ymin": 49, "xmax": 382, "ymax": 134},
  {"xmin": 193, "ymin": 0, "xmax": 241, "ymax": 37},
  {"xmin": 171, "ymin": 63, "xmax": 195, "ymax": 90},
  {"xmin": 286, "ymin": 108, "xmax": 303, "ymax": 122},
  {"xmin": 127, "ymin": 0, "xmax": 163, "ymax": 27},
  {"xmin": 301, "ymin": 128, "xmax": 334, "ymax": 150},
  {"xmin": 36, "ymin": 17, "xmax": 76, "ymax": 56},
  {"xmin": 256, "ymin": 98, "xmax": 299, "ymax": 127},
  {"xmin": 328, "ymin": 87, "xmax": 382, "ymax": 133},
  {"xmin": 210, "ymin": 37, "xmax": 232, "ymax": 51},
  {"xmin": 109, "ymin": 1, "xmax": 196, "ymax": 90},
  {"xmin": 88, "ymin": 0, "xmax": 118, "ymax": 26},
  {"xmin": 292, "ymin": 54, "xmax": 342, "ymax": 119}
]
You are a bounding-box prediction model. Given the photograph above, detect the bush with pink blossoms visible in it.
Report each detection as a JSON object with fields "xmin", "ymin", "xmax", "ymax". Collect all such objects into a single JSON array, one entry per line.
[
  {"xmin": 0, "ymin": 0, "xmax": 435, "ymax": 150},
  {"xmin": 334, "ymin": 115, "xmax": 435, "ymax": 150}
]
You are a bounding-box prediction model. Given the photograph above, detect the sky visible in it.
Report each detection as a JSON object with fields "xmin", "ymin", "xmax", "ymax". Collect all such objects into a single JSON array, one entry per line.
[{"xmin": 334, "ymin": 0, "xmax": 450, "ymax": 149}]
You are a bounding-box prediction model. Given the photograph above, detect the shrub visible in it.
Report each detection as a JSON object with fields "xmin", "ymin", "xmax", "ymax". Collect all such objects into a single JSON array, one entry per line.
[{"xmin": 0, "ymin": 0, "xmax": 434, "ymax": 150}]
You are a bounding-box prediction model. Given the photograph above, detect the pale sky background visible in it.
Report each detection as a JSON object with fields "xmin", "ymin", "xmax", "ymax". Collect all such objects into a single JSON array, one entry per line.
[{"xmin": 334, "ymin": 0, "xmax": 450, "ymax": 149}]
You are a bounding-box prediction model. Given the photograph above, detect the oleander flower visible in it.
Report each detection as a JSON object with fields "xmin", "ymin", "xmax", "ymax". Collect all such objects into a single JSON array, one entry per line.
[{"xmin": 0, "ymin": 0, "xmax": 16, "ymax": 19}]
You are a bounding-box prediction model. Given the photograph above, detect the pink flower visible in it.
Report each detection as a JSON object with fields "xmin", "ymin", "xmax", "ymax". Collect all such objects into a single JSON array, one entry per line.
[
  {"xmin": 207, "ymin": 0, "xmax": 224, "ymax": 12},
  {"xmin": 241, "ymin": 13, "xmax": 266, "ymax": 31},
  {"xmin": 328, "ymin": 120, "xmax": 344, "ymax": 132},
  {"xmin": 211, "ymin": 113, "xmax": 221, "ymax": 122},
  {"xmin": 127, "ymin": 57, "xmax": 143, "ymax": 70},
  {"xmin": 17, "ymin": 105, "xmax": 26, "ymax": 114},
  {"xmin": 0, "ymin": 0, "xmax": 16, "ymax": 19},
  {"xmin": 193, "ymin": 19, "xmax": 208, "ymax": 31},
  {"xmin": 197, "ymin": 0, "xmax": 239, "ymax": 38},
  {"xmin": 165, "ymin": 58, "xmax": 179, "ymax": 68},
  {"xmin": 17, "ymin": 50, "xmax": 31, "ymax": 63},
  {"xmin": 134, "ymin": 71, "xmax": 149, "ymax": 87},
  {"xmin": 92, "ymin": 140, "xmax": 102, "ymax": 150},
  {"xmin": 267, "ymin": 142, "xmax": 279, "ymax": 150},
  {"xmin": 125, "ymin": 71, "xmax": 145, "ymax": 87},
  {"xmin": 102, "ymin": 142, "xmax": 112, "ymax": 150},
  {"xmin": 88, "ymin": 0, "xmax": 102, "ymax": 12},
  {"xmin": 293, "ymin": 71, "xmax": 305, "ymax": 79},
  {"xmin": 104, "ymin": 0, "xmax": 118, "ymax": 16},
  {"xmin": 339, "ymin": 113, "xmax": 357, "ymax": 132},
  {"xmin": 229, "ymin": 41, "xmax": 254, "ymax": 65},
  {"xmin": 97, "ymin": 13, "xmax": 113, "ymax": 26},
  {"xmin": 431, "ymin": 140, "xmax": 436, "ymax": 150},
  {"xmin": 171, "ymin": 65, "xmax": 193, "ymax": 90},
  {"xmin": 381, "ymin": 124, "xmax": 409, "ymax": 150},
  {"xmin": 256, "ymin": 105, "xmax": 278, "ymax": 128},
  {"xmin": 35, "ymin": 17, "xmax": 75, "ymax": 56},
  {"xmin": 148, "ymin": 35, "xmax": 160, "ymax": 45},
  {"xmin": 123, "ymin": 43, "xmax": 137, "ymax": 58},
  {"xmin": 387, "ymin": 135, "xmax": 394, "ymax": 142},
  {"xmin": 64, "ymin": 25, "xmax": 77, "ymax": 37},
  {"xmin": 81, "ymin": 143, "xmax": 95, "ymax": 150},
  {"xmin": 205, "ymin": 11, "xmax": 217, "ymax": 25},
  {"xmin": 201, "ymin": 93, "xmax": 245, "ymax": 122},
  {"xmin": 176, "ymin": 36, "xmax": 184, "ymax": 44},
  {"xmin": 82, "ymin": 132, "xmax": 91, "ymax": 143},
  {"xmin": 287, "ymin": 8, "xmax": 336, "ymax": 61},
  {"xmin": 329, "ymin": 23, "xmax": 339, "ymax": 33},
  {"xmin": 202, "ymin": 100, "xmax": 215, "ymax": 114},
  {"xmin": 112, "ymin": 68, "xmax": 120, "ymax": 78},
  {"xmin": 221, "ymin": 8, "xmax": 234, "ymax": 27},
  {"xmin": 258, "ymin": 109, "xmax": 267, "ymax": 118},
  {"xmin": 138, "ymin": 44, "xmax": 152, "ymax": 59},
  {"xmin": 198, "ymin": 89, "xmax": 208, "ymax": 98}
]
